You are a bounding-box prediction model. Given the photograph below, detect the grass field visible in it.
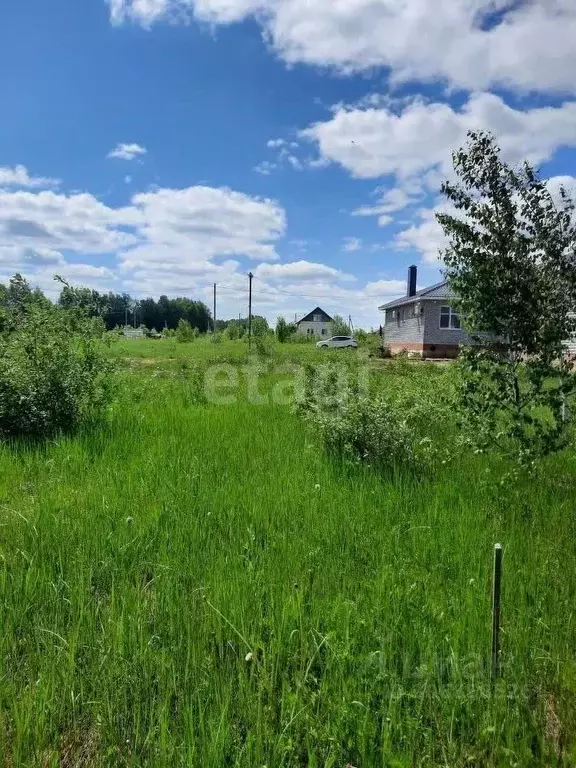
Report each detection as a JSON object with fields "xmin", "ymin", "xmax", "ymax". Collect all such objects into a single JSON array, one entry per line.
[{"xmin": 1, "ymin": 337, "xmax": 576, "ymax": 766}]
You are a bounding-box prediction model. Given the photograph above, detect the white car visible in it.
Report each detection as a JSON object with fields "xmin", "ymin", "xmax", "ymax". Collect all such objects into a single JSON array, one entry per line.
[{"xmin": 316, "ymin": 336, "xmax": 358, "ymax": 349}]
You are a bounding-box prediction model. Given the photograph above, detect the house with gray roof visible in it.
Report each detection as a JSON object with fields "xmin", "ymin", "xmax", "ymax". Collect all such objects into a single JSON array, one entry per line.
[{"xmin": 379, "ymin": 266, "xmax": 470, "ymax": 358}]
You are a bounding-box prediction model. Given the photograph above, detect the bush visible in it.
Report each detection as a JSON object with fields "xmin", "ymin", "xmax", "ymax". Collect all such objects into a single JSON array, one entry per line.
[
  {"xmin": 225, "ymin": 322, "xmax": 242, "ymax": 340},
  {"xmin": 254, "ymin": 334, "xmax": 273, "ymax": 356},
  {"xmin": 276, "ymin": 316, "xmax": 296, "ymax": 343},
  {"xmin": 287, "ymin": 333, "xmax": 313, "ymax": 344},
  {"xmin": 175, "ymin": 319, "xmax": 198, "ymax": 343},
  {"xmin": 356, "ymin": 330, "xmax": 382, "ymax": 356},
  {"xmin": 329, "ymin": 314, "xmax": 352, "ymax": 337},
  {"xmin": 0, "ymin": 283, "xmax": 116, "ymax": 440},
  {"xmin": 251, "ymin": 316, "xmax": 270, "ymax": 337},
  {"xmin": 295, "ymin": 366, "xmax": 421, "ymax": 471}
]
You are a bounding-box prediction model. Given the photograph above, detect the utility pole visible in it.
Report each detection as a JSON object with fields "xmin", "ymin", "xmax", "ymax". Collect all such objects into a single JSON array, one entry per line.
[
  {"xmin": 125, "ymin": 307, "xmax": 128, "ymax": 328},
  {"xmin": 248, "ymin": 272, "xmax": 253, "ymax": 351},
  {"xmin": 348, "ymin": 314, "xmax": 355, "ymax": 333},
  {"xmin": 213, "ymin": 282, "xmax": 217, "ymax": 334}
]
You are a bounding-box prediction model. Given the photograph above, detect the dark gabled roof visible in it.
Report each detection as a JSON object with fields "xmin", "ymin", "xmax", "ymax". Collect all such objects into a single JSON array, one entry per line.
[
  {"xmin": 378, "ymin": 280, "xmax": 456, "ymax": 311},
  {"xmin": 296, "ymin": 306, "xmax": 333, "ymax": 324}
]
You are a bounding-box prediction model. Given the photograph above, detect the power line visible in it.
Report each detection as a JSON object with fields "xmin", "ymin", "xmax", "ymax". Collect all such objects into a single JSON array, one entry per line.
[
  {"xmin": 215, "ymin": 277, "xmax": 366, "ymax": 306},
  {"xmin": 213, "ymin": 283, "xmax": 377, "ymax": 325}
]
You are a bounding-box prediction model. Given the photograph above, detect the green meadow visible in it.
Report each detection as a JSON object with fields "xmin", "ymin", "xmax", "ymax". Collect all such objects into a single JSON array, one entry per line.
[{"xmin": 1, "ymin": 337, "xmax": 575, "ymax": 766}]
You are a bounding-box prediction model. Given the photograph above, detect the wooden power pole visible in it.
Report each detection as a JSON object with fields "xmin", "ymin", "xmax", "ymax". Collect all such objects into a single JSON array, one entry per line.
[
  {"xmin": 213, "ymin": 282, "xmax": 217, "ymax": 334},
  {"xmin": 248, "ymin": 272, "xmax": 253, "ymax": 350}
]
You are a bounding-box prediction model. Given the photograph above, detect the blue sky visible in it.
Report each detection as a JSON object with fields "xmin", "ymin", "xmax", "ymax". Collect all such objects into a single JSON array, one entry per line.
[{"xmin": 1, "ymin": 0, "xmax": 576, "ymax": 327}]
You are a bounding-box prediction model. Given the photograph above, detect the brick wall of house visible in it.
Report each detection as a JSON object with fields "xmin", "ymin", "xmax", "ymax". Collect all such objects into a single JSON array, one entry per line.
[{"xmin": 386, "ymin": 341, "xmax": 461, "ymax": 358}]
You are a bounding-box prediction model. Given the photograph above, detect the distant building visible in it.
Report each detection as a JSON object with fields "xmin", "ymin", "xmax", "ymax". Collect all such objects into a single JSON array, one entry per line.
[
  {"xmin": 296, "ymin": 307, "xmax": 333, "ymax": 338},
  {"xmin": 379, "ymin": 266, "xmax": 470, "ymax": 358},
  {"xmin": 122, "ymin": 326, "xmax": 146, "ymax": 339}
]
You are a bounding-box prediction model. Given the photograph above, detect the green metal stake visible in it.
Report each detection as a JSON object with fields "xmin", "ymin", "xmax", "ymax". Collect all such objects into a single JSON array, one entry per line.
[{"xmin": 491, "ymin": 543, "xmax": 503, "ymax": 680}]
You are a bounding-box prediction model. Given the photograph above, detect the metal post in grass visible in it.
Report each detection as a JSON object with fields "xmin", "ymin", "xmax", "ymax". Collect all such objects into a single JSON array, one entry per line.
[
  {"xmin": 491, "ymin": 543, "xmax": 503, "ymax": 680},
  {"xmin": 248, "ymin": 271, "xmax": 253, "ymax": 351}
]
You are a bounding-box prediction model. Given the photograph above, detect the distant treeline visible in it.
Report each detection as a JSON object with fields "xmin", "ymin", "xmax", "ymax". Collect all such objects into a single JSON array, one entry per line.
[
  {"xmin": 58, "ymin": 284, "xmax": 213, "ymax": 333},
  {"xmin": 0, "ymin": 275, "xmax": 211, "ymax": 332},
  {"xmin": 0, "ymin": 274, "xmax": 269, "ymax": 335}
]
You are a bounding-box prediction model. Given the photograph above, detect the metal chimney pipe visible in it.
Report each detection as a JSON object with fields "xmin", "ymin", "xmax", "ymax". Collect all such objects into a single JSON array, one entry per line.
[{"xmin": 407, "ymin": 265, "xmax": 417, "ymax": 297}]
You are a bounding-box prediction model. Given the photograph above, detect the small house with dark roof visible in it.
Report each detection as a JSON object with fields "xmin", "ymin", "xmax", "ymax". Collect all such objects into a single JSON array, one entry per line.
[
  {"xmin": 379, "ymin": 266, "xmax": 470, "ymax": 358},
  {"xmin": 296, "ymin": 307, "xmax": 333, "ymax": 338}
]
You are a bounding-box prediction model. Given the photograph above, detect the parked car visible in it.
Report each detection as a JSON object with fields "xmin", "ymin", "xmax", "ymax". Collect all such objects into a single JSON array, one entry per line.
[{"xmin": 316, "ymin": 336, "xmax": 358, "ymax": 349}]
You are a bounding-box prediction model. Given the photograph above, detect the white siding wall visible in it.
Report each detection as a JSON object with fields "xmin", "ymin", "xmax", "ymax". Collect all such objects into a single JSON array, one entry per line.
[{"xmin": 297, "ymin": 320, "xmax": 331, "ymax": 337}]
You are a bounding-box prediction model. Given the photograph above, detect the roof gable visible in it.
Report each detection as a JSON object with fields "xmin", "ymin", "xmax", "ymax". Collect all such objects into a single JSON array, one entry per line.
[
  {"xmin": 296, "ymin": 306, "xmax": 333, "ymax": 324},
  {"xmin": 378, "ymin": 280, "xmax": 456, "ymax": 310}
]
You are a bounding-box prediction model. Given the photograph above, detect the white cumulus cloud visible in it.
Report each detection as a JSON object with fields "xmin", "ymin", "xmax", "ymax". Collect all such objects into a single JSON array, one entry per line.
[
  {"xmin": 302, "ymin": 93, "xmax": 576, "ymax": 181},
  {"xmin": 342, "ymin": 237, "xmax": 362, "ymax": 252},
  {"xmin": 107, "ymin": 0, "xmax": 576, "ymax": 95},
  {"xmin": 124, "ymin": 185, "xmax": 285, "ymax": 265},
  {"xmin": 398, "ymin": 175, "xmax": 576, "ymax": 266},
  {"xmin": 254, "ymin": 259, "xmax": 354, "ymax": 283},
  {"xmin": 0, "ymin": 165, "xmax": 60, "ymax": 189},
  {"xmin": 352, "ymin": 184, "xmax": 423, "ymax": 224},
  {"xmin": 108, "ymin": 142, "xmax": 148, "ymax": 161},
  {"xmin": 0, "ymin": 180, "xmax": 286, "ymax": 308},
  {"xmin": 395, "ymin": 205, "xmax": 452, "ymax": 265},
  {"xmin": 0, "ymin": 189, "xmax": 140, "ymax": 254},
  {"xmin": 545, "ymin": 175, "xmax": 576, "ymax": 208}
]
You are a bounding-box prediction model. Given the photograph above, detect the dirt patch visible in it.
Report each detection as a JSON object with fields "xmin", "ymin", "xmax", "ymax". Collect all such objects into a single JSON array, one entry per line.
[{"xmin": 123, "ymin": 357, "xmax": 177, "ymax": 365}]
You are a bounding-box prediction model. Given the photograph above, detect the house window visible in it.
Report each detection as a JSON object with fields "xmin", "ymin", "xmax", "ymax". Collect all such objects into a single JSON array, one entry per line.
[
  {"xmin": 440, "ymin": 305, "xmax": 461, "ymax": 329},
  {"xmin": 321, "ymin": 328, "xmax": 327, "ymax": 335},
  {"xmin": 313, "ymin": 314, "xmax": 322, "ymax": 323}
]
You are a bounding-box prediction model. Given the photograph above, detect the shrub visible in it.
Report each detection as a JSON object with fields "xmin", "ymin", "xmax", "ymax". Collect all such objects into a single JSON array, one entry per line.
[
  {"xmin": 329, "ymin": 314, "xmax": 352, "ymax": 337},
  {"xmin": 287, "ymin": 333, "xmax": 313, "ymax": 345},
  {"xmin": 356, "ymin": 330, "xmax": 382, "ymax": 356},
  {"xmin": 0, "ymin": 280, "xmax": 116, "ymax": 440},
  {"xmin": 175, "ymin": 319, "xmax": 198, "ymax": 343},
  {"xmin": 254, "ymin": 333, "xmax": 273, "ymax": 356},
  {"xmin": 251, "ymin": 316, "xmax": 270, "ymax": 337},
  {"xmin": 276, "ymin": 316, "xmax": 296, "ymax": 343},
  {"xmin": 295, "ymin": 365, "xmax": 421, "ymax": 471},
  {"xmin": 225, "ymin": 322, "xmax": 241, "ymax": 340}
]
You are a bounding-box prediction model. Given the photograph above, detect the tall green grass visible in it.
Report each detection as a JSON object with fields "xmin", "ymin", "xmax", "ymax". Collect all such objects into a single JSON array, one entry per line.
[
  {"xmin": 0, "ymin": 346, "xmax": 575, "ymax": 765},
  {"xmin": 108, "ymin": 336, "xmax": 375, "ymax": 365}
]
